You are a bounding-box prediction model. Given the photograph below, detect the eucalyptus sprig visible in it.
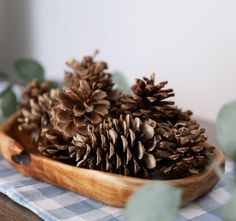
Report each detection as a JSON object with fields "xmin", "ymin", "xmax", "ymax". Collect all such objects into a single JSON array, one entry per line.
[
  {"xmin": 217, "ymin": 101, "xmax": 236, "ymax": 164},
  {"xmin": 216, "ymin": 101, "xmax": 236, "ymax": 221},
  {"xmin": 124, "ymin": 182, "xmax": 181, "ymax": 221}
]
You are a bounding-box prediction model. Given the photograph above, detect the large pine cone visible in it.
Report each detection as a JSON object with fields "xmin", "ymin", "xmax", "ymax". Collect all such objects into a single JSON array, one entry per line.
[
  {"xmin": 121, "ymin": 74, "xmax": 191, "ymax": 122},
  {"xmin": 65, "ymin": 54, "xmax": 121, "ymax": 105},
  {"xmin": 18, "ymin": 87, "xmax": 59, "ymax": 143},
  {"xmin": 69, "ymin": 114, "xmax": 157, "ymax": 178},
  {"xmin": 52, "ymin": 80, "xmax": 110, "ymax": 138},
  {"xmin": 153, "ymin": 120, "xmax": 214, "ymax": 179},
  {"xmin": 38, "ymin": 126, "xmax": 72, "ymax": 162}
]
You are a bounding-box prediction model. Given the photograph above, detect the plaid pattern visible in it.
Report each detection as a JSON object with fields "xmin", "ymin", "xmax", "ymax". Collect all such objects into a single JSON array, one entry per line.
[{"xmin": 0, "ymin": 157, "xmax": 233, "ymax": 221}]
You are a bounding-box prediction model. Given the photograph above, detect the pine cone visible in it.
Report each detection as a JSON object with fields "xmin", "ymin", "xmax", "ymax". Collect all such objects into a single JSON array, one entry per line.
[
  {"xmin": 65, "ymin": 54, "xmax": 121, "ymax": 105},
  {"xmin": 18, "ymin": 88, "xmax": 59, "ymax": 143},
  {"xmin": 121, "ymin": 74, "xmax": 191, "ymax": 122},
  {"xmin": 169, "ymin": 108, "xmax": 193, "ymax": 124},
  {"xmin": 153, "ymin": 120, "xmax": 214, "ymax": 179},
  {"xmin": 21, "ymin": 80, "xmax": 50, "ymax": 108},
  {"xmin": 69, "ymin": 114, "xmax": 157, "ymax": 178},
  {"xmin": 52, "ymin": 80, "xmax": 110, "ymax": 138},
  {"xmin": 38, "ymin": 126, "xmax": 72, "ymax": 162}
]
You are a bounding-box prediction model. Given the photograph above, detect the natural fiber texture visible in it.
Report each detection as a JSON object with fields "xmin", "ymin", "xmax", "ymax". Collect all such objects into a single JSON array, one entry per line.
[
  {"xmin": 52, "ymin": 80, "xmax": 110, "ymax": 138},
  {"xmin": 18, "ymin": 85, "xmax": 59, "ymax": 143},
  {"xmin": 121, "ymin": 74, "xmax": 192, "ymax": 123},
  {"xmin": 153, "ymin": 120, "xmax": 214, "ymax": 179},
  {"xmin": 69, "ymin": 114, "xmax": 157, "ymax": 178},
  {"xmin": 38, "ymin": 126, "xmax": 72, "ymax": 162}
]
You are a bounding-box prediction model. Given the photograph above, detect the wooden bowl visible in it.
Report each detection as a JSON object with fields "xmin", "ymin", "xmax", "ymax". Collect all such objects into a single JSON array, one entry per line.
[{"xmin": 0, "ymin": 113, "xmax": 225, "ymax": 208}]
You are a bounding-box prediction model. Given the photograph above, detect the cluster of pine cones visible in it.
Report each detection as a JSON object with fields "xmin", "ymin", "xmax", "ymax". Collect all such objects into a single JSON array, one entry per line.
[{"xmin": 17, "ymin": 54, "xmax": 214, "ymax": 179}]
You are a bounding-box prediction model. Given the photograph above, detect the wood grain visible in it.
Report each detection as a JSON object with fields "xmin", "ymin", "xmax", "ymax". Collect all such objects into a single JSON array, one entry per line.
[{"xmin": 0, "ymin": 113, "xmax": 225, "ymax": 207}]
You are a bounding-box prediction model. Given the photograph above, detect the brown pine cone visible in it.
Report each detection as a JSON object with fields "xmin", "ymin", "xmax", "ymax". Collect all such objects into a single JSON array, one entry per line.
[
  {"xmin": 121, "ymin": 73, "xmax": 175, "ymax": 120},
  {"xmin": 52, "ymin": 80, "xmax": 110, "ymax": 138},
  {"xmin": 21, "ymin": 80, "xmax": 50, "ymax": 108},
  {"xmin": 38, "ymin": 126, "xmax": 72, "ymax": 162},
  {"xmin": 121, "ymin": 74, "xmax": 192, "ymax": 123},
  {"xmin": 169, "ymin": 108, "xmax": 193, "ymax": 124},
  {"xmin": 69, "ymin": 114, "xmax": 157, "ymax": 178},
  {"xmin": 153, "ymin": 120, "xmax": 214, "ymax": 179},
  {"xmin": 65, "ymin": 54, "xmax": 121, "ymax": 106},
  {"xmin": 18, "ymin": 89, "xmax": 59, "ymax": 143}
]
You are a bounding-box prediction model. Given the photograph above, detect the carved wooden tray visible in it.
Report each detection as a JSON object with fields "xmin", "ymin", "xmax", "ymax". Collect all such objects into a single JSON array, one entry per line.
[{"xmin": 0, "ymin": 113, "xmax": 225, "ymax": 207}]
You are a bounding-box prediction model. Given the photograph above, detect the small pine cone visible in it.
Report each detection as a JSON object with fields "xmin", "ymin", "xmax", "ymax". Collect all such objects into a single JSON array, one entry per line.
[
  {"xmin": 153, "ymin": 120, "xmax": 214, "ymax": 179},
  {"xmin": 121, "ymin": 74, "xmax": 178, "ymax": 121},
  {"xmin": 38, "ymin": 126, "xmax": 72, "ymax": 162},
  {"xmin": 52, "ymin": 80, "xmax": 110, "ymax": 138},
  {"xmin": 69, "ymin": 114, "xmax": 158, "ymax": 178},
  {"xmin": 21, "ymin": 80, "xmax": 50, "ymax": 108},
  {"xmin": 18, "ymin": 89, "xmax": 59, "ymax": 143},
  {"xmin": 65, "ymin": 54, "xmax": 121, "ymax": 105}
]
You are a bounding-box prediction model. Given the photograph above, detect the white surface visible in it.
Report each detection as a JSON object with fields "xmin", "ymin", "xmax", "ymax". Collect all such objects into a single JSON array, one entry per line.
[
  {"xmin": 1, "ymin": 0, "xmax": 236, "ymax": 121},
  {"xmin": 179, "ymin": 205, "xmax": 206, "ymax": 220}
]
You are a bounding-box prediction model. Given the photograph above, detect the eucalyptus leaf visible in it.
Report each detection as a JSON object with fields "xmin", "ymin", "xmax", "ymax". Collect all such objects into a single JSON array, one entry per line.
[
  {"xmin": 124, "ymin": 182, "xmax": 181, "ymax": 221},
  {"xmin": 112, "ymin": 72, "xmax": 131, "ymax": 94},
  {"xmin": 221, "ymin": 190, "xmax": 236, "ymax": 221},
  {"xmin": 0, "ymin": 86, "xmax": 17, "ymax": 117},
  {"xmin": 0, "ymin": 115, "xmax": 5, "ymax": 123},
  {"xmin": 49, "ymin": 80, "xmax": 61, "ymax": 89},
  {"xmin": 217, "ymin": 101, "xmax": 236, "ymax": 162},
  {"xmin": 14, "ymin": 59, "xmax": 44, "ymax": 82},
  {"xmin": 0, "ymin": 70, "xmax": 9, "ymax": 81}
]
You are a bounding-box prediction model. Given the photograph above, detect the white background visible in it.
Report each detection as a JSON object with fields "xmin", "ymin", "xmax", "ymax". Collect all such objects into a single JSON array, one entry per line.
[{"xmin": 0, "ymin": 0, "xmax": 236, "ymax": 121}]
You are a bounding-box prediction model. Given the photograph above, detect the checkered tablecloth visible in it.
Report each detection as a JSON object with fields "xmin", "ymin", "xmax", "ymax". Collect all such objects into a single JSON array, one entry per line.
[{"xmin": 0, "ymin": 157, "xmax": 233, "ymax": 221}]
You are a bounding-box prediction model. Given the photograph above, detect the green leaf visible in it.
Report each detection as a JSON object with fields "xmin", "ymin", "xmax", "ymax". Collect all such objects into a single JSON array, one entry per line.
[
  {"xmin": 221, "ymin": 190, "xmax": 236, "ymax": 221},
  {"xmin": 49, "ymin": 80, "xmax": 62, "ymax": 89},
  {"xmin": 14, "ymin": 59, "xmax": 44, "ymax": 82},
  {"xmin": 217, "ymin": 101, "xmax": 236, "ymax": 162},
  {"xmin": 112, "ymin": 72, "xmax": 131, "ymax": 94},
  {"xmin": 124, "ymin": 182, "xmax": 181, "ymax": 221},
  {"xmin": 0, "ymin": 86, "xmax": 17, "ymax": 117},
  {"xmin": 0, "ymin": 116, "xmax": 5, "ymax": 123},
  {"xmin": 0, "ymin": 70, "xmax": 9, "ymax": 81}
]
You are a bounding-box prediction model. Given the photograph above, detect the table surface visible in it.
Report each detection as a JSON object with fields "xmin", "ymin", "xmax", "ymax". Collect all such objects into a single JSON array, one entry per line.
[
  {"xmin": 0, "ymin": 193, "xmax": 42, "ymax": 221},
  {"xmin": 0, "ymin": 119, "xmax": 226, "ymax": 221}
]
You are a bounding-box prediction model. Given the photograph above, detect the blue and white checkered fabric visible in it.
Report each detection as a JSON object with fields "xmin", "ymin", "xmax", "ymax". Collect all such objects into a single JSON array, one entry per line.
[{"xmin": 0, "ymin": 157, "xmax": 233, "ymax": 221}]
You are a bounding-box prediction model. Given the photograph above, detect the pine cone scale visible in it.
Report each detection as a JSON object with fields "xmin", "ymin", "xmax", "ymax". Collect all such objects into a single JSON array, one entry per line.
[
  {"xmin": 59, "ymin": 93, "xmax": 76, "ymax": 109},
  {"xmin": 73, "ymin": 106, "xmax": 86, "ymax": 117}
]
